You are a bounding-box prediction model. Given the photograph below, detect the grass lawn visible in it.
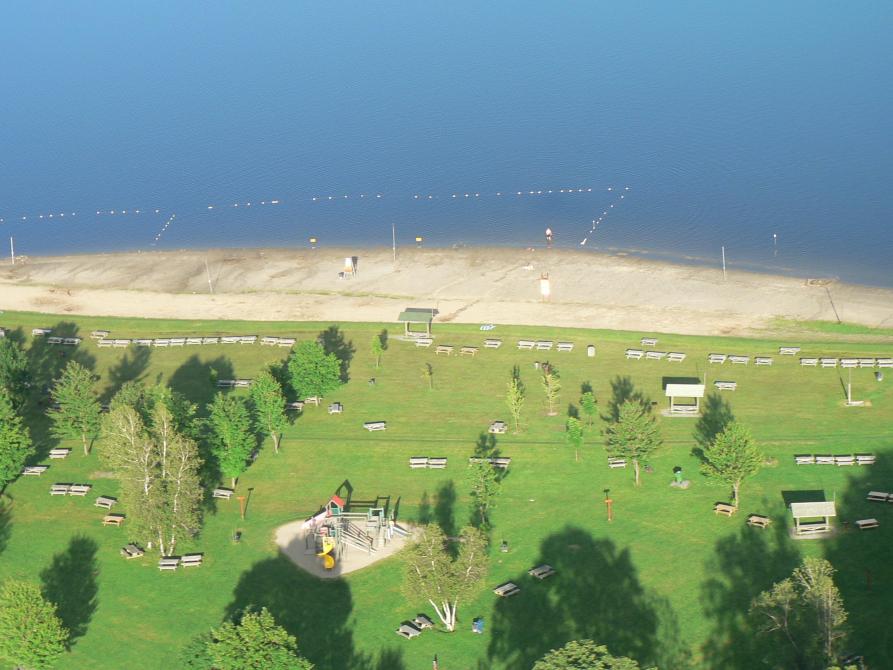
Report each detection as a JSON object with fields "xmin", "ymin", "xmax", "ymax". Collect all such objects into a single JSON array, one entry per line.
[{"xmin": 1, "ymin": 310, "xmax": 891, "ymax": 669}]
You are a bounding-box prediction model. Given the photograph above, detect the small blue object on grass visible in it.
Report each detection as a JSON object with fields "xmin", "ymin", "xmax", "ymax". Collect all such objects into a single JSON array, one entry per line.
[
  {"xmin": 472, "ymin": 618, "xmax": 484, "ymax": 634},
  {"xmin": 480, "ymin": 324, "xmax": 495, "ymax": 331}
]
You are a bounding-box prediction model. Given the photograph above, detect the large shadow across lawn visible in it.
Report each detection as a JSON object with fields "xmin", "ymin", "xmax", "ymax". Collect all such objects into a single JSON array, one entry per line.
[
  {"xmin": 40, "ymin": 535, "xmax": 99, "ymax": 647},
  {"xmin": 225, "ymin": 553, "xmax": 405, "ymax": 670},
  {"xmin": 487, "ymin": 526, "xmax": 689, "ymax": 669}
]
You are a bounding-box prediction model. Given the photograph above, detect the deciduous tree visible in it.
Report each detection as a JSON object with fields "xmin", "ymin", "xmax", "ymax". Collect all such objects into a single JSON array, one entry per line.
[
  {"xmin": 208, "ymin": 393, "xmax": 254, "ymax": 488},
  {"xmin": 287, "ymin": 341, "xmax": 341, "ymax": 400},
  {"xmin": 421, "ymin": 363, "xmax": 434, "ymax": 390},
  {"xmin": 370, "ymin": 334, "xmax": 384, "ymax": 369},
  {"xmin": 467, "ymin": 459, "xmax": 501, "ymax": 528},
  {"xmin": 50, "ymin": 361, "xmax": 101, "ymax": 455},
  {"xmin": 603, "ymin": 400, "xmax": 662, "ymax": 486},
  {"xmin": 403, "ymin": 525, "xmax": 488, "ymax": 632},
  {"xmin": 506, "ymin": 376, "xmax": 525, "ymax": 433},
  {"xmin": 580, "ymin": 390, "xmax": 597, "ymax": 428},
  {"xmin": 0, "ymin": 389, "xmax": 33, "ymax": 490},
  {"xmin": 565, "ymin": 416, "xmax": 584, "ymax": 462},
  {"xmin": 249, "ymin": 369, "xmax": 287, "ymax": 454},
  {"xmin": 0, "ymin": 579, "xmax": 68, "ymax": 670},
  {"xmin": 541, "ymin": 364, "xmax": 561, "ymax": 416},
  {"xmin": 207, "ymin": 608, "xmax": 314, "ymax": 670},
  {"xmin": 0, "ymin": 338, "xmax": 31, "ymax": 410},
  {"xmin": 700, "ymin": 422, "xmax": 762, "ymax": 507},
  {"xmin": 533, "ymin": 639, "xmax": 645, "ymax": 670}
]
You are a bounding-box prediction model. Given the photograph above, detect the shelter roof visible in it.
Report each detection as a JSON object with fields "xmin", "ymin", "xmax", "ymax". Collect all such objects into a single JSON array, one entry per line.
[
  {"xmin": 397, "ymin": 308, "xmax": 438, "ymax": 323},
  {"xmin": 790, "ymin": 501, "xmax": 837, "ymax": 519},
  {"xmin": 664, "ymin": 383, "xmax": 705, "ymax": 398}
]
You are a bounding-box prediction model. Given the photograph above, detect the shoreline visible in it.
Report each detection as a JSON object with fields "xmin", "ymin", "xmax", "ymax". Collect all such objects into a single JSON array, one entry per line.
[{"xmin": 1, "ymin": 246, "xmax": 892, "ymax": 337}]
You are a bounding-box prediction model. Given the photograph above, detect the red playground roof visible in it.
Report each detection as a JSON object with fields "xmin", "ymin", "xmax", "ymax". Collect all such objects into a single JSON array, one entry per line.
[{"xmin": 330, "ymin": 494, "xmax": 345, "ymax": 507}]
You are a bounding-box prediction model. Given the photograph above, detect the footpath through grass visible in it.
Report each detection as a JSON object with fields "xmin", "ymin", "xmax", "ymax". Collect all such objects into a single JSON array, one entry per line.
[{"xmin": 0, "ymin": 311, "xmax": 891, "ymax": 669}]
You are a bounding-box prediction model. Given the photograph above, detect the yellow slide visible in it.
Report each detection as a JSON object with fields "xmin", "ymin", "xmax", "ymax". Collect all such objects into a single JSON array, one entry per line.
[{"xmin": 317, "ymin": 536, "xmax": 336, "ymax": 570}]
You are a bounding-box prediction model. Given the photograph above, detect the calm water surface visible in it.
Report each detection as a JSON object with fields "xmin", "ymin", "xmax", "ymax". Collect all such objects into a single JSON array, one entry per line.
[{"xmin": 1, "ymin": 2, "xmax": 891, "ymax": 286}]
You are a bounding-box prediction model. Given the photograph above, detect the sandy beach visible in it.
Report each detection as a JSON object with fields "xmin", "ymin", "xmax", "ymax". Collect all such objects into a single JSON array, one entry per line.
[{"xmin": 1, "ymin": 247, "xmax": 891, "ymax": 336}]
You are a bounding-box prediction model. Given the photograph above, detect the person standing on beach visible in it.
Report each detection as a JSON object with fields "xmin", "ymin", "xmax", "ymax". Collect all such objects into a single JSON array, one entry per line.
[{"xmin": 545, "ymin": 227, "xmax": 553, "ymax": 247}]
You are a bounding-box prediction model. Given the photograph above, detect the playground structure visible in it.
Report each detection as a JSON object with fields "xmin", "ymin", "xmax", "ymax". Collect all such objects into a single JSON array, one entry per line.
[{"xmin": 301, "ymin": 490, "xmax": 410, "ymax": 571}]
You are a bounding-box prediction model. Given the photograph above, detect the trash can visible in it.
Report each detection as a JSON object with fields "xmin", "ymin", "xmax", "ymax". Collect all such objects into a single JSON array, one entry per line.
[{"xmin": 587, "ymin": 345, "xmax": 596, "ymax": 357}]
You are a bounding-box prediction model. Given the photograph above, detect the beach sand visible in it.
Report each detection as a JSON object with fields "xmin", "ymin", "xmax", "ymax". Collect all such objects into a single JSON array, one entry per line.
[{"xmin": 1, "ymin": 247, "xmax": 891, "ymax": 336}]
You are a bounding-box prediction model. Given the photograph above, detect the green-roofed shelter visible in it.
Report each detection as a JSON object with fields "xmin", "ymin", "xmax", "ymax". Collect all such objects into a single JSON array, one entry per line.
[{"xmin": 397, "ymin": 307, "xmax": 438, "ymax": 337}]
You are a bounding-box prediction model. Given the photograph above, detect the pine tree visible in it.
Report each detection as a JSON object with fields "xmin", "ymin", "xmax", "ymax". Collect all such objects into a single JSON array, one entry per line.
[
  {"xmin": 0, "ymin": 338, "xmax": 31, "ymax": 410},
  {"xmin": 50, "ymin": 361, "xmax": 101, "ymax": 455},
  {"xmin": 0, "ymin": 389, "xmax": 33, "ymax": 490}
]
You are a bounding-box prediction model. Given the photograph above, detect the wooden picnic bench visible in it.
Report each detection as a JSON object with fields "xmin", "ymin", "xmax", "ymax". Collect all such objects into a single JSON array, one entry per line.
[
  {"xmin": 202, "ymin": 337, "xmax": 220, "ymax": 344},
  {"xmin": 800, "ymin": 358, "xmax": 818, "ymax": 367},
  {"xmin": 239, "ymin": 336, "xmax": 257, "ymax": 344},
  {"xmin": 102, "ymin": 514, "xmax": 125, "ymax": 526},
  {"xmin": 856, "ymin": 518, "xmax": 879, "ymax": 531},
  {"xmin": 396, "ymin": 623, "xmax": 422, "ymax": 639},
  {"xmin": 212, "ymin": 488, "xmax": 234, "ymax": 500},
  {"xmin": 858, "ymin": 358, "xmax": 876, "ymax": 368},
  {"xmin": 728, "ymin": 355, "xmax": 750, "ymax": 365},
  {"xmin": 794, "ymin": 454, "xmax": 815, "ymax": 465},
  {"xmin": 528, "ymin": 564, "xmax": 556, "ymax": 580},
  {"xmin": 121, "ymin": 544, "xmax": 144, "ymax": 559},
  {"xmin": 90, "ymin": 330, "xmax": 110, "ymax": 339},
  {"xmin": 625, "ymin": 349, "xmax": 644, "ymax": 360},
  {"xmin": 640, "ymin": 337, "xmax": 658, "ymax": 346},
  {"xmin": 153, "ymin": 338, "xmax": 170, "ymax": 347},
  {"xmin": 304, "ymin": 396, "xmax": 321, "ymax": 406},
  {"xmin": 158, "ymin": 557, "xmax": 180, "ymax": 571},
  {"xmin": 815, "ymin": 455, "xmax": 834, "ymax": 465},
  {"xmin": 32, "ymin": 328, "xmax": 53, "ymax": 336},
  {"xmin": 428, "ymin": 458, "xmax": 447, "ymax": 469},
  {"xmin": 97, "ymin": 339, "xmax": 113, "ymax": 348},
  {"xmin": 220, "ymin": 336, "xmax": 240, "ymax": 344},
  {"xmin": 261, "ymin": 336, "xmax": 279, "ymax": 346},
  {"xmin": 755, "ymin": 357, "xmax": 773, "ymax": 366},
  {"xmin": 607, "ymin": 458, "xmax": 627, "ymax": 469},
  {"xmin": 364, "ymin": 421, "xmax": 387, "ymax": 431},
  {"xmin": 134, "ymin": 339, "xmax": 153, "ymax": 347},
  {"xmin": 483, "ymin": 339, "xmax": 502, "ymax": 349},
  {"xmin": 460, "ymin": 346, "xmax": 478, "ymax": 357},
  {"xmin": 488, "ymin": 421, "xmax": 507, "ymax": 434},
  {"xmin": 707, "ymin": 353, "xmax": 727, "ymax": 364},
  {"xmin": 113, "ymin": 339, "xmax": 131, "ymax": 348},
  {"xmin": 409, "ymin": 457, "xmax": 429, "ymax": 469},
  {"xmin": 413, "ymin": 614, "xmax": 434, "ymax": 629},
  {"xmin": 47, "ymin": 337, "xmax": 63, "ymax": 344},
  {"xmin": 328, "ymin": 402, "xmax": 343, "ymax": 414},
  {"xmin": 186, "ymin": 337, "xmax": 203, "ymax": 345},
  {"xmin": 556, "ymin": 342, "xmax": 574, "ymax": 352},
  {"xmin": 667, "ymin": 352, "xmax": 686, "ymax": 362},
  {"xmin": 62, "ymin": 337, "xmax": 81, "ymax": 346},
  {"xmin": 840, "ymin": 358, "xmax": 858, "ymax": 368},
  {"xmin": 714, "ymin": 502, "xmax": 737, "ymax": 517},
  {"xmin": 714, "ymin": 381, "xmax": 737, "ymax": 391},
  {"xmin": 414, "ymin": 338, "xmax": 434, "ymax": 348},
  {"xmin": 95, "ymin": 496, "xmax": 117, "ymax": 509},
  {"xmin": 535, "ymin": 341, "xmax": 553, "ymax": 351},
  {"xmin": 216, "ymin": 379, "xmax": 236, "ymax": 388},
  {"xmin": 50, "ymin": 484, "xmax": 71, "ymax": 495},
  {"xmin": 747, "ymin": 514, "xmax": 771, "ymax": 529},
  {"xmin": 779, "ymin": 346, "xmax": 800, "ymax": 355},
  {"xmin": 877, "ymin": 358, "xmax": 893, "ymax": 368},
  {"xmin": 69, "ymin": 484, "xmax": 92, "ymax": 496},
  {"xmin": 856, "ymin": 454, "xmax": 876, "ymax": 465},
  {"xmin": 491, "ymin": 457, "xmax": 511, "ymax": 469},
  {"xmin": 285, "ymin": 401, "xmax": 305, "ymax": 411},
  {"xmin": 435, "ymin": 345, "xmax": 454, "ymax": 356},
  {"xmin": 645, "ymin": 351, "xmax": 667, "ymax": 360},
  {"xmin": 22, "ymin": 465, "xmax": 48, "ymax": 476},
  {"xmin": 866, "ymin": 491, "xmax": 890, "ymax": 503},
  {"xmin": 834, "ymin": 455, "xmax": 855, "ymax": 466},
  {"xmin": 277, "ymin": 338, "xmax": 296, "ymax": 347},
  {"xmin": 493, "ymin": 582, "xmax": 521, "ymax": 597},
  {"xmin": 517, "ymin": 340, "xmax": 535, "ymax": 350},
  {"xmin": 820, "ymin": 358, "xmax": 838, "ymax": 368},
  {"xmin": 181, "ymin": 553, "xmax": 203, "ymax": 567}
]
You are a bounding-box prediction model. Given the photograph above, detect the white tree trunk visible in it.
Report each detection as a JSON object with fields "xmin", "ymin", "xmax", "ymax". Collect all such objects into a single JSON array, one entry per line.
[
  {"xmin": 633, "ymin": 459, "xmax": 641, "ymax": 486},
  {"xmin": 273, "ymin": 431, "xmax": 280, "ymax": 454}
]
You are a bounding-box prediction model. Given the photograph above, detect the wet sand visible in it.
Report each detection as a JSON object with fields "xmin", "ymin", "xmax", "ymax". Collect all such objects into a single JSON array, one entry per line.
[{"xmin": 1, "ymin": 247, "xmax": 892, "ymax": 336}]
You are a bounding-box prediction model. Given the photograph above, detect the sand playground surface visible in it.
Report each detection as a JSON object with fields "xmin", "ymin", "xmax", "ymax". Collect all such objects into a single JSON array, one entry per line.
[
  {"xmin": 2, "ymin": 246, "xmax": 892, "ymax": 336},
  {"xmin": 274, "ymin": 520, "xmax": 416, "ymax": 579}
]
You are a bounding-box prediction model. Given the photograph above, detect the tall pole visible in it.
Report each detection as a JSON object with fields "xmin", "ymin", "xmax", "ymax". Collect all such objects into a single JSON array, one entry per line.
[
  {"xmin": 847, "ymin": 368, "xmax": 852, "ymax": 405},
  {"xmin": 204, "ymin": 258, "xmax": 214, "ymax": 294},
  {"xmin": 9, "ymin": 236, "xmax": 14, "ymax": 265},
  {"xmin": 721, "ymin": 246, "xmax": 726, "ymax": 280},
  {"xmin": 392, "ymin": 223, "xmax": 397, "ymax": 264}
]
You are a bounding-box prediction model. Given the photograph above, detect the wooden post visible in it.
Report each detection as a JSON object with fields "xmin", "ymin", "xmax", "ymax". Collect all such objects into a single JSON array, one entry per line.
[
  {"xmin": 9, "ymin": 236, "xmax": 14, "ymax": 265},
  {"xmin": 237, "ymin": 495, "xmax": 247, "ymax": 520},
  {"xmin": 605, "ymin": 496, "xmax": 614, "ymax": 522},
  {"xmin": 721, "ymin": 246, "xmax": 726, "ymax": 280}
]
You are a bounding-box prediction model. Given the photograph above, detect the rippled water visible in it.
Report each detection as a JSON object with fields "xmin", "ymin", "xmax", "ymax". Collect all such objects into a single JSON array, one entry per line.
[{"xmin": 1, "ymin": 2, "xmax": 891, "ymax": 286}]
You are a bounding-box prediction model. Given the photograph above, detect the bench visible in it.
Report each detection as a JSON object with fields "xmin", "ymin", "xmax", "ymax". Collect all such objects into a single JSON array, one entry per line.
[
  {"xmin": 233, "ymin": 379, "xmax": 252, "ymax": 388},
  {"xmin": 858, "ymin": 358, "xmax": 876, "ymax": 368},
  {"xmin": 409, "ymin": 457, "xmax": 429, "ymax": 469},
  {"xmin": 640, "ymin": 337, "xmax": 658, "ymax": 346},
  {"xmin": 714, "ymin": 381, "xmax": 737, "ymax": 391},
  {"xmin": 794, "ymin": 454, "xmax": 815, "ymax": 465},
  {"xmin": 856, "ymin": 454, "xmax": 875, "ymax": 466},
  {"xmin": 460, "ymin": 346, "xmax": 478, "ymax": 357},
  {"xmin": 134, "ymin": 339, "xmax": 153, "ymax": 347},
  {"xmin": 22, "ymin": 466, "xmax": 48, "ymax": 476},
  {"xmin": 815, "ymin": 455, "xmax": 834, "ymax": 465},
  {"xmin": 121, "ymin": 544, "xmax": 144, "ymax": 559},
  {"xmin": 747, "ymin": 514, "xmax": 771, "ymax": 529},
  {"xmin": 90, "ymin": 330, "xmax": 110, "ymax": 339},
  {"xmin": 754, "ymin": 357, "xmax": 773, "ymax": 366},
  {"xmin": 212, "ymin": 488, "xmax": 234, "ymax": 500},
  {"xmin": 435, "ymin": 345, "xmax": 454, "ymax": 356},
  {"xmin": 608, "ymin": 458, "xmax": 627, "ymax": 469},
  {"xmin": 493, "ymin": 582, "xmax": 521, "ymax": 597},
  {"xmin": 866, "ymin": 491, "xmax": 890, "ymax": 503},
  {"xmin": 277, "ymin": 338, "xmax": 296, "ymax": 348},
  {"xmin": 798, "ymin": 522, "xmax": 829, "ymax": 535},
  {"xmin": 364, "ymin": 421, "xmax": 387, "ymax": 431},
  {"xmin": 625, "ymin": 349, "xmax": 644, "ymax": 360},
  {"xmin": 488, "ymin": 421, "xmax": 507, "ymax": 434},
  {"xmin": 840, "ymin": 358, "xmax": 858, "ymax": 368},
  {"xmin": 556, "ymin": 342, "xmax": 574, "ymax": 352},
  {"xmin": 50, "ymin": 484, "xmax": 71, "ymax": 495},
  {"xmin": 856, "ymin": 518, "xmax": 879, "ymax": 531},
  {"xmin": 102, "ymin": 514, "xmax": 125, "ymax": 526},
  {"xmin": 414, "ymin": 338, "xmax": 433, "ymax": 348},
  {"xmin": 413, "ymin": 614, "xmax": 434, "ymax": 630},
  {"xmin": 491, "ymin": 457, "xmax": 511, "ymax": 469},
  {"xmin": 181, "ymin": 554, "xmax": 203, "ymax": 567},
  {"xmin": 800, "ymin": 358, "xmax": 818, "ymax": 367},
  {"xmin": 729, "ymin": 355, "xmax": 750, "ymax": 365},
  {"xmin": 528, "ymin": 564, "xmax": 556, "ymax": 580},
  {"xmin": 670, "ymin": 405, "xmax": 699, "ymax": 415},
  {"xmin": 535, "ymin": 341, "xmax": 553, "ymax": 351},
  {"xmin": 707, "ymin": 354, "xmax": 727, "ymax": 364},
  {"xmin": 169, "ymin": 337, "xmax": 186, "ymax": 347},
  {"xmin": 63, "ymin": 337, "xmax": 81, "ymax": 346},
  {"xmin": 517, "ymin": 340, "xmax": 535, "ymax": 350},
  {"xmin": 877, "ymin": 358, "xmax": 893, "ymax": 368},
  {"xmin": 158, "ymin": 557, "xmax": 180, "ymax": 571},
  {"xmin": 186, "ymin": 337, "xmax": 203, "ymax": 345},
  {"xmin": 221, "ymin": 336, "xmax": 240, "ymax": 344},
  {"xmin": 645, "ymin": 351, "xmax": 667, "ymax": 360},
  {"xmin": 261, "ymin": 336, "xmax": 279, "ymax": 346},
  {"xmin": 779, "ymin": 346, "xmax": 800, "ymax": 355},
  {"xmin": 428, "ymin": 458, "xmax": 447, "ymax": 469},
  {"xmin": 95, "ymin": 496, "xmax": 117, "ymax": 509},
  {"xmin": 834, "ymin": 455, "xmax": 855, "ymax": 466},
  {"xmin": 32, "ymin": 328, "xmax": 53, "ymax": 336},
  {"xmin": 202, "ymin": 337, "xmax": 220, "ymax": 344},
  {"xmin": 820, "ymin": 358, "xmax": 838, "ymax": 368},
  {"xmin": 153, "ymin": 338, "xmax": 170, "ymax": 347},
  {"xmin": 47, "ymin": 337, "xmax": 63, "ymax": 345},
  {"xmin": 285, "ymin": 401, "xmax": 304, "ymax": 411},
  {"xmin": 97, "ymin": 339, "xmax": 113, "ymax": 348},
  {"xmin": 714, "ymin": 503, "xmax": 736, "ymax": 516},
  {"xmin": 395, "ymin": 623, "xmax": 422, "ymax": 639},
  {"xmin": 113, "ymin": 339, "xmax": 131, "ymax": 348},
  {"xmin": 216, "ymin": 380, "xmax": 236, "ymax": 388},
  {"xmin": 328, "ymin": 402, "xmax": 343, "ymax": 414},
  {"xmin": 667, "ymin": 352, "xmax": 686, "ymax": 362},
  {"xmin": 483, "ymin": 339, "xmax": 502, "ymax": 349},
  {"xmin": 239, "ymin": 336, "xmax": 257, "ymax": 344},
  {"xmin": 304, "ymin": 396, "xmax": 321, "ymax": 406},
  {"xmin": 69, "ymin": 484, "xmax": 92, "ymax": 496}
]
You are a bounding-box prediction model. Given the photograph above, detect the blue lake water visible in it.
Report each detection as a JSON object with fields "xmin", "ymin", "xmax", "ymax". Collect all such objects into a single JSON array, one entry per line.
[{"xmin": 1, "ymin": 2, "xmax": 891, "ymax": 286}]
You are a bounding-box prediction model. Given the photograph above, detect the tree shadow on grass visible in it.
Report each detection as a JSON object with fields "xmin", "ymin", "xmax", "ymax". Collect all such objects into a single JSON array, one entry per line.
[
  {"xmin": 0, "ymin": 499, "xmax": 10, "ymax": 556},
  {"xmin": 434, "ymin": 480, "xmax": 457, "ymax": 541},
  {"xmin": 602, "ymin": 376, "xmax": 651, "ymax": 422},
  {"xmin": 318, "ymin": 325, "xmax": 355, "ymax": 383},
  {"xmin": 103, "ymin": 346, "xmax": 151, "ymax": 401},
  {"xmin": 40, "ymin": 535, "xmax": 99, "ymax": 647},
  {"xmin": 225, "ymin": 553, "xmax": 361, "ymax": 669},
  {"xmin": 699, "ymin": 520, "xmax": 801, "ymax": 669},
  {"xmin": 823, "ymin": 449, "xmax": 893, "ymax": 668},
  {"xmin": 488, "ymin": 526, "xmax": 687, "ymax": 669},
  {"xmin": 692, "ymin": 393, "xmax": 735, "ymax": 457},
  {"xmin": 167, "ymin": 354, "xmax": 235, "ymax": 411}
]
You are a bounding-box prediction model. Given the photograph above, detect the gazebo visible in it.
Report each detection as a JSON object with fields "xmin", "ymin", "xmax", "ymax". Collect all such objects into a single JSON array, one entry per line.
[
  {"xmin": 664, "ymin": 383, "xmax": 705, "ymax": 415},
  {"xmin": 397, "ymin": 308, "xmax": 438, "ymax": 338},
  {"xmin": 790, "ymin": 501, "xmax": 836, "ymax": 536}
]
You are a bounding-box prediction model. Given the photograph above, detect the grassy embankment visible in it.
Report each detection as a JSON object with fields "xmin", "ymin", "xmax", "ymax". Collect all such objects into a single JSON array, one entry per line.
[{"xmin": 0, "ymin": 310, "xmax": 891, "ymax": 669}]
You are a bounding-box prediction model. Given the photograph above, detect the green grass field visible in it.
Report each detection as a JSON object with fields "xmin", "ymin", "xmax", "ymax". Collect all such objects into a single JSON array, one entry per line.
[{"xmin": 1, "ymin": 310, "xmax": 891, "ymax": 669}]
